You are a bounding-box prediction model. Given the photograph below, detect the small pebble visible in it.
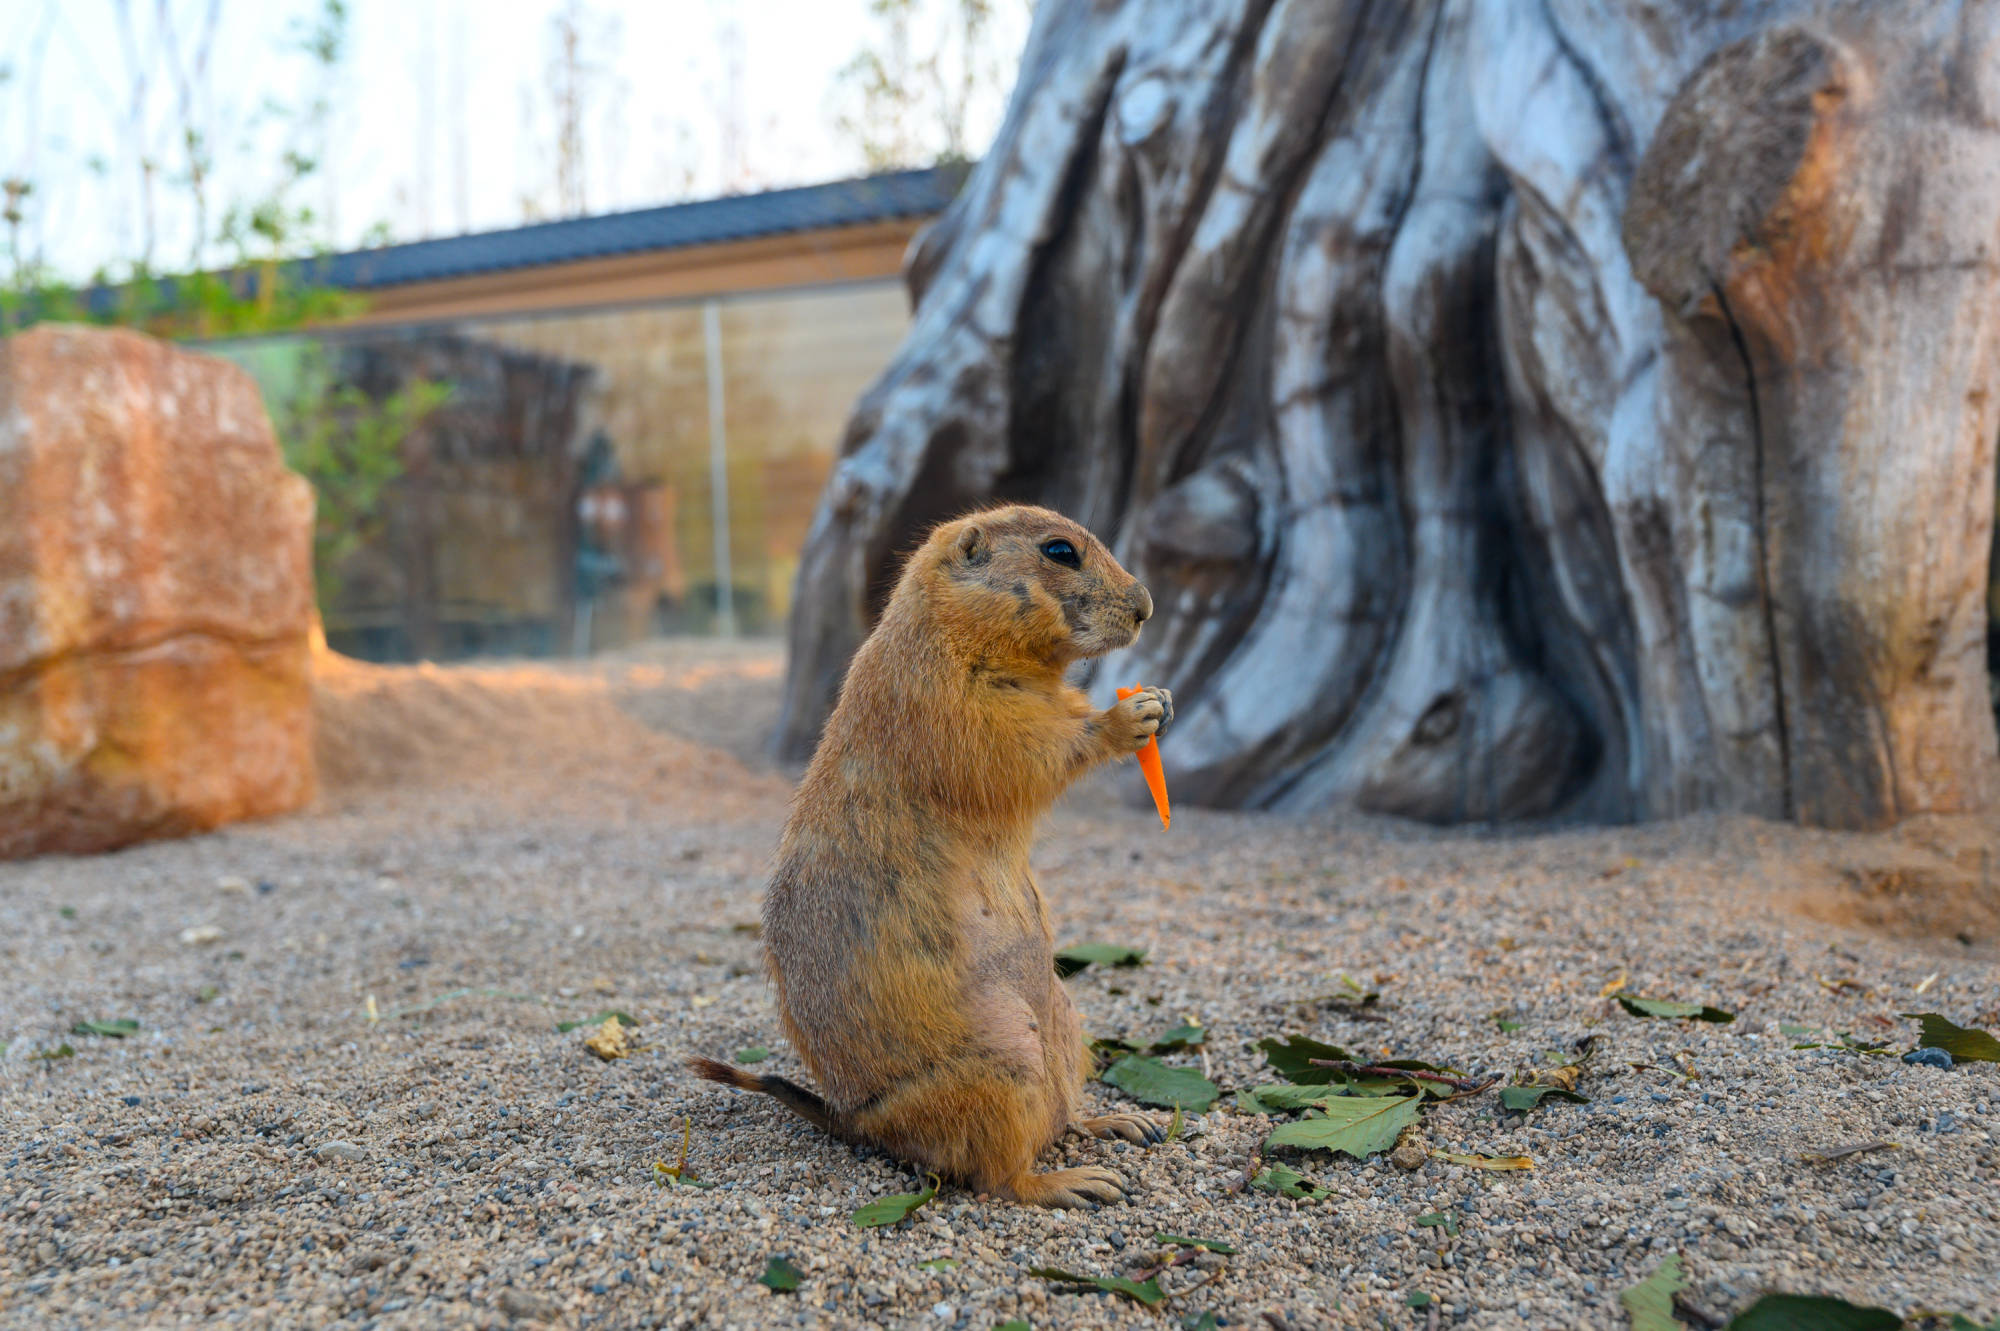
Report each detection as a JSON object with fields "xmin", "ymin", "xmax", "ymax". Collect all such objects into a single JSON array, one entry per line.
[
  {"xmin": 1903, "ymin": 1047, "xmax": 1954, "ymax": 1069},
  {"xmin": 313, "ymin": 1141, "xmax": 368, "ymax": 1164}
]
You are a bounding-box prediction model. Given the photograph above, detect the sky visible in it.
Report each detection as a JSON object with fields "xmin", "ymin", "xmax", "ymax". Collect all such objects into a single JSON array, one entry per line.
[{"xmin": 0, "ymin": 0, "xmax": 1032, "ymax": 283}]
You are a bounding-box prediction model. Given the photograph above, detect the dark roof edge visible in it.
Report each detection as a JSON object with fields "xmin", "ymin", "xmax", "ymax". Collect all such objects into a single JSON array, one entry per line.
[
  {"xmin": 62, "ymin": 165, "xmax": 968, "ymax": 320},
  {"xmin": 304, "ymin": 164, "xmax": 968, "ymax": 292}
]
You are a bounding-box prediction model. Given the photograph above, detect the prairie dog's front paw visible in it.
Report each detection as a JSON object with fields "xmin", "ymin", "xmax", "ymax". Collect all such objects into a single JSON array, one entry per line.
[{"xmin": 1104, "ymin": 687, "xmax": 1174, "ymax": 752}]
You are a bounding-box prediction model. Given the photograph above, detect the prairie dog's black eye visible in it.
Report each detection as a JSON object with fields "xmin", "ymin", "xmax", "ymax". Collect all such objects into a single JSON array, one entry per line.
[{"xmin": 1040, "ymin": 538, "xmax": 1081, "ymax": 568}]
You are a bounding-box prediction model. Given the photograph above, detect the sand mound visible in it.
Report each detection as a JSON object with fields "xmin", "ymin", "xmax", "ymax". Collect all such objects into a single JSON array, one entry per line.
[
  {"xmin": 1779, "ymin": 817, "xmax": 2000, "ymax": 952},
  {"xmin": 309, "ymin": 648, "xmax": 786, "ymax": 821}
]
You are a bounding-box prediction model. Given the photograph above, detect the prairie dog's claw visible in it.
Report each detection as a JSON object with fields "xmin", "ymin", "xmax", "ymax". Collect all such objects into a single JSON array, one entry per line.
[
  {"xmin": 1077, "ymin": 1113, "xmax": 1162, "ymax": 1146},
  {"xmin": 1109, "ymin": 687, "xmax": 1174, "ymax": 750}
]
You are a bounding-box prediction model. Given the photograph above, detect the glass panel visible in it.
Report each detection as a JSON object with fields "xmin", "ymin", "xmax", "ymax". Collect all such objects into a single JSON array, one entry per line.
[
  {"xmin": 718, "ymin": 283, "xmax": 911, "ymax": 629},
  {"xmin": 461, "ymin": 303, "xmax": 714, "ymax": 645},
  {"xmin": 210, "ymin": 278, "xmax": 910, "ymax": 661}
]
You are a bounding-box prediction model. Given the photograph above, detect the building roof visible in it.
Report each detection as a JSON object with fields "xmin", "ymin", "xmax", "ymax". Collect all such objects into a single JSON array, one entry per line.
[{"xmin": 299, "ymin": 165, "xmax": 966, "ymax": 292}]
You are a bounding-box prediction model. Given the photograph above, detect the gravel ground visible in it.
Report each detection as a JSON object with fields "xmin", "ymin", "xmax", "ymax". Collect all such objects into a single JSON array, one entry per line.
[{"xmin": 3, "ymin": 641, "xmax": 1998, "ymax": 1330}]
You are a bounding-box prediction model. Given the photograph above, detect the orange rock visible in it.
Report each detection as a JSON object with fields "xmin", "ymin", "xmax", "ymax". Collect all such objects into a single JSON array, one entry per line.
[{"xmin": 0, "ymin": 325, "xmax": 317, "ymax": 858}]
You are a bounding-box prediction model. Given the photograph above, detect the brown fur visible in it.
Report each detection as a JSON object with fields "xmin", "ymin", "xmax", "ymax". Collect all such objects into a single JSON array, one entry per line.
[{"xmin": 691, "ymin": 505, "xmax": 1173, "ymax": 1207}]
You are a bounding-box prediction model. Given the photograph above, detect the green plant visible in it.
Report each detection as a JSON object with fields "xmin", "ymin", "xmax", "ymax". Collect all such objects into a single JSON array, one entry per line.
[{"xmin": 265, "ymin": 345, "xmax": 450, "ymax": 612}]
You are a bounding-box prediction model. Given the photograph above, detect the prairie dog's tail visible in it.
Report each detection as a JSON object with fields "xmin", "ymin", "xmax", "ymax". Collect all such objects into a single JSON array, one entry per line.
[{"xmin": 688, "ymin": 1058, "xmax": 853, "ymax": 1141}]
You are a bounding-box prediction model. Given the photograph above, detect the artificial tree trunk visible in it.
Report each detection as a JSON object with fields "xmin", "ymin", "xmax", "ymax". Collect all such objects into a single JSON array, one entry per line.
[{"xmin": 778, "ymin": 0, "xmax": 2000, "ymax": 830}]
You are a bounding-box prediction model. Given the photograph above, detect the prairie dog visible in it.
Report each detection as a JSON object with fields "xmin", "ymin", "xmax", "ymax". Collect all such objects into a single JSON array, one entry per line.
[{"xmin": 692, "ymin": 505, "xmax": 1174, "ymax": 1206}]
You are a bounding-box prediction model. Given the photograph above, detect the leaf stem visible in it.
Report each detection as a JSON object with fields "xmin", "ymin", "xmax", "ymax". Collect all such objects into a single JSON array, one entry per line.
[{"xmin": 1305, "ymin": 1059, "xmax": 1497, "ymax": 1094}]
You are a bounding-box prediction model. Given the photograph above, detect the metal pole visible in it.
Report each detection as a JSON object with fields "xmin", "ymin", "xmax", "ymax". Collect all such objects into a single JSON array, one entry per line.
[{"xmin": 702, "ymin": 299, "xmax": 737, "ymax": 637}]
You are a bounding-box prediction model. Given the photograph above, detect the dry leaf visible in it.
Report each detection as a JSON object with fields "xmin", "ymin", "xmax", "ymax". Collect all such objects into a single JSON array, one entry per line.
[
  {"xmin": 1528, "ymin": 1063, "xmax": 1581, "ymax": 1092},
  {"xmin": 585, "ymin": 1015, "xmax": 635, "ymax": 1061},
  {"xmin": 1431, "ymin": 1150, "xmax": 1534, "ymax": 1171},
  {"xmin": 1801, "ymin": 1140, "xmax": 1898, "ymax": 1165},
  {"xmin": 1599, "ymin": 971, "xmax": 1629, "ymax": 997}
]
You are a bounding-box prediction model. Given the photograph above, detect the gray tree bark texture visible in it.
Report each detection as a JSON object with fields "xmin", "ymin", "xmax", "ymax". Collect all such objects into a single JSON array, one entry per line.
[{"xmin": 777, "ymin": 0, "xmax": 2000, "ymax": 830}]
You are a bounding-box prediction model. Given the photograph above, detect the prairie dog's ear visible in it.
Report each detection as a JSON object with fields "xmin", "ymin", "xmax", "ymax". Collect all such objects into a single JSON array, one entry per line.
[{"xmin": 956, "ymin": 523, "xmax": 987, "ymax": 565}]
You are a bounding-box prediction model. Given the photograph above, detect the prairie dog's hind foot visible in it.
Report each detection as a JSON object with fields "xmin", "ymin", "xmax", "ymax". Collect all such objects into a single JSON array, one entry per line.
[
  {"xmin": 997, "ymin": 1165, "xmax": 1126, "ymax": 1209},
  {"xmin": 1075, "ymin": 1112, "xmax": 1165, "ymax": 1145}
]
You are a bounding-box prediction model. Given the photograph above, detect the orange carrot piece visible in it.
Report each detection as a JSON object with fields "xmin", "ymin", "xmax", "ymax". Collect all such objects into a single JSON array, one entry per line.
[{"xmin": 1117, "ymin": 684, "xmax": 1171, "ymax": 831}]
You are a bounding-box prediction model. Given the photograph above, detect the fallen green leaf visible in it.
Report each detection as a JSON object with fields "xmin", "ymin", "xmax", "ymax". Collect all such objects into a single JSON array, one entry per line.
[
  {"xmin": 1153, "ymin": 1233, "xmax": 1236, "ymax": 1254},
  {"xmin": 1263, "ymin": 1092, "xmax": 1421, "ymax": 1159},
  {"xmin": 852, "ymin": 1174, "xmax": 940, "ymax": 1228},
  {"xmin": 1256, "ymin": 1034, "xmax": 1357, "ymax": 1084},
  {"xmin": 195, "ymin": 985, "xmax": 220, "ymax": 1003},
  {"xmin": 1029, "ymin": 1266, "xmax": 1163, "ymax": 1307},
  {"xmin": 31, "ymin": 1043, "xmax": 75, "ymax": 1061},
  {"xmin": 1165, "ymin": 1104, "xmax": 1186, "ymax": 1143},
  {"xmin": 1721, "ymin": 1294, "xmax": 1899, "ymax": 1330},
  {"xmin": 1152, "ymin": 1020, "xmax": 1206, "ymax": 1052},
  {"xmin": 1415, "ymin": 1211, "xmax": 1460, "ymax": 1237},
  {"xmin": 1900, "ymin": 1012, "xmax": 2000, "ymax": 1063},
  {"xmin": 58, "ymin": 906, "xmax": 76, "ymax": 920},
  {"xmin": 1235, "ymin": 1083, "xmax": 1339, "ymax": 1114},
  {"xmin": 1616, "ymin": 995, "xmax": 1735, "ymax": 1023},
  {"xmin": 1949, "ymin": 1316, "xmax": 2000, "ymax": 1331},
  {"xmin": 1181, "ymin": 1314, "xmax": 1222, "ymax": 1331},
  {"xmin": 555, "ymin": 1010, "xmax": 639, "ymax": 1033},
  {"xmin": 70, "ymin": 1019, "xmax": 139, "ymax": 1039},
  {"xmin": 1778, "ymin": 1022, "xmax": 1814, "ymax": 1038},
  {"xmin": 994, "ymin": 1322, "xmax": 1032, "ymax": 1331},
  {"xmin": 1101, "ymin": 1055, "xmax": 1219, "ymax": 1112},
  {"xmin": 919, "ymin": 1258, "xmax": 958, "ymax": 1272},
  {"xmin": 1249, "ymin": 1162, "xmax": 1332, "ymax": 1201},
  {"xmin": 757, "ymin": 1256, "xmax": 803, "ymax": 1293},
  {"xmin": 736, "ymin": 1045, "xmax": 771, "ymax": 1064},
  {"xmin": 1055, "ymin": 943, "xmax": 1146, "ymax": 978},
  {"xmin": 1408, "ymin": 1291, "xmax": 1434, "ymax": 1308},
  {"xmin": 1500, "ymin": 1085, "xmax": 1589, "ymax": 1113},
  {"xmin": 1491, "ymin": 1013, "xmax": 1524, "ymax": 1033},
  {"xmin": 1619, "ymin": 1253, "xmax": 1689, "ymax": 1331}
]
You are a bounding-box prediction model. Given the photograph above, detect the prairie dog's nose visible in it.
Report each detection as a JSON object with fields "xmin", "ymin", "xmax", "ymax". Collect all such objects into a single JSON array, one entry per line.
[{"xmin": 1133, "ymin": 584, "xmax": 1154, "ymax": 624}]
